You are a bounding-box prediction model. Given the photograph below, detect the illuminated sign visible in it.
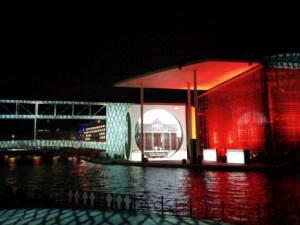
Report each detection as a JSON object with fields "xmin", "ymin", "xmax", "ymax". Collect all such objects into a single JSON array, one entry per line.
[
  {"xmin": 226, "ymin": 149, "xmax": 250, "ymax": 164},
  {"xmin": 203, "ymin": 149, "xmax": 217, "ymax": 161}
]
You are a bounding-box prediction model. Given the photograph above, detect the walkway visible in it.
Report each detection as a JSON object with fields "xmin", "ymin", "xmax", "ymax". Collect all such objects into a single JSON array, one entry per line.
[
  {"xmin": 79, "ymin": 156, "xmax": 300, "ymax": 172},
  {"xmin": 0, "ymin": 208, "xmax": 232, "ymax": 225}
]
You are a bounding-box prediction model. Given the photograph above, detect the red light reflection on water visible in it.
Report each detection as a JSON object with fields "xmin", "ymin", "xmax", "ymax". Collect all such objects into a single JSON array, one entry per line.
[
  {"xmin": 71, "ymin": 157, "xmax": 85, "ymax": 173},
  {"xmin": 185, "ymin": 170, "xmax": 300, "ymax": 224},
  {"xmin": 187, "ymin": 171, "xmax": 267, "ymax": 202},
  {"xmin": 186, "ymin": 171, "xmax": 288, "ymax": 223}
]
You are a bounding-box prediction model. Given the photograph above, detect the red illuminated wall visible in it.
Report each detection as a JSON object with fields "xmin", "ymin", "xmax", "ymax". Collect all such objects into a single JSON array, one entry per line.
[
  {"xmin": 266, "ymin": 68, "xmax": 300, "ymax": 160},
  {"xmin": 198, "ymin": 67, "xmax": 267, "ymax": 157},
  {"xmin": 198, "ymin": 65, "xmax": 300, "ymax": 162}
]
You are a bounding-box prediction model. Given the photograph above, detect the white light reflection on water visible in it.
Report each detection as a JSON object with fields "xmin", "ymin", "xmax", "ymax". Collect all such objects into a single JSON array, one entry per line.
[
  {"xmin": 1, "ymin": 157, "xmax": 300, "ymax": 224},
  {"xmin": 68, "ymin": 160, "xmax": 190, "ymax": 199}
]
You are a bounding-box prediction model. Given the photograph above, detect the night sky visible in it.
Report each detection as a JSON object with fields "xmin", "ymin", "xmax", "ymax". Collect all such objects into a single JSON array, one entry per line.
[{"xmin": 1, "ymin": 1, "xmax": 299, "ymax": 103}]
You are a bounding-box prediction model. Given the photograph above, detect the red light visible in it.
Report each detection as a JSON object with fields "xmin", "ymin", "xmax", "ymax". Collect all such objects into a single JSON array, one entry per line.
[
  {"xmin": 198, "ymin": 66, "xmax": 300, "ymax": 161},
  {"xmin": 267, "ymin": 68, "xmax": 300, "ymax": 153},
  {"xmin": 198, "ymin": 67, "xmax": 266, "ymax": 156}
]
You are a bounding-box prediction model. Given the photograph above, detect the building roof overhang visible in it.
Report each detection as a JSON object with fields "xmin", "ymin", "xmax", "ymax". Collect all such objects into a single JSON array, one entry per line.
[{"xmin": 114, "ymin": 59, "xmax": 262, "ymax": 91}]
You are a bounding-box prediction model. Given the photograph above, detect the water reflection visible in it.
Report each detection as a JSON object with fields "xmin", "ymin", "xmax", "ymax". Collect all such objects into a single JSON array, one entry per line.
[
  {"xmin": 196, "ymin": 171, "xmax": 268, "ymax": 204},
  {"xmin": 32, "ymin": 156, "xmax": 42, "ymax": 167},
  {"xmin": 0, "ymin": 156, "xmax": 300, "ymax": 224},
  {"xmin": 263, "ymin": 172, "xmax": 300, "ymax": 224}
]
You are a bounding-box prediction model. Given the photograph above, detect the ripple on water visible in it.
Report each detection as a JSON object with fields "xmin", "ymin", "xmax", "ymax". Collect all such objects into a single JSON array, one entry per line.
[{"xmin": 1, "ymin": 157, "xmax": 300, "ymax": 224}]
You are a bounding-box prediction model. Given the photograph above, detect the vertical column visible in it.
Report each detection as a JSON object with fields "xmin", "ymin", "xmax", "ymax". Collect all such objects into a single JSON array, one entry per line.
[
  {"xmin": 193, "ymin": 70, "xmax": 200, "ymax": 164},
  {"xmin": 152, "ymin": 132, "xmax": 154, "ymax": 150},
  {"xmin": 187, "ymin": 82, "xmax": 191, "ymax": 160},
  {"xmin": 72, "ymin": 104, "xmax": 74, "ymax": 116},
  {"xmin": 16, "ymin": 102, "xmax": 19, "ymax": 115},
  {"xmin": 54, "ymin": 103, "xmax": 57, "ymax": 116},
  {"xmin": 34, "ymin": 102, "xmax": 38, "ymax": 141},
  {"xmin": 140, "ymin": 84, "xmax": 145, "ymax": 162},
  {"xmin": 162, "ymin": 132, "xmax": 164, "ymax": 150},
  {"xmin": 169, "ymin": 132, "xmax": 171, "ymax": 150}
]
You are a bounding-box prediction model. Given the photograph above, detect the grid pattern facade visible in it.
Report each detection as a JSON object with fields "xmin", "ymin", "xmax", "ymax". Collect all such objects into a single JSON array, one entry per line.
[
  {"xmin": 198, "ymin": 67, "xmax": 266, "ymax": 156},
  {"xmin": 266, "ymin": 68, "xmax": 300, "ymax": 157},
  {"xmin": 106, "ymin": 103, "xmax": 131, "ymax": 158}
]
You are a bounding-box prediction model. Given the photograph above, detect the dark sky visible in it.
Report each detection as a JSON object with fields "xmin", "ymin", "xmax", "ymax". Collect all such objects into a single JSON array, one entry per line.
[{"xmin": 0, "ymin": 1, "xmax": 299, "ymax": 103}]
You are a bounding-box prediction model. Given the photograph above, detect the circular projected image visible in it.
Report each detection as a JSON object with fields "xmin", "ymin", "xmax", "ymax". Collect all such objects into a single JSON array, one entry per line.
[{"xmin": 135, "ymin": 109, "xmax": 183, "ymax": 159}]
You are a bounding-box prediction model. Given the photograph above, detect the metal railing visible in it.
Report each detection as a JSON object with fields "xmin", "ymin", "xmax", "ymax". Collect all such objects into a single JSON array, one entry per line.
[
  {"xmin": 1, "ymin": 188, "xmax": 299, "ymax": 225},
  {"xmin": 0, "ymin": 140, "xmax": 106, "ymax": 150},
  {"xmin": 65, "ymin": 190, "xmax": 300, "ymax": 225}
]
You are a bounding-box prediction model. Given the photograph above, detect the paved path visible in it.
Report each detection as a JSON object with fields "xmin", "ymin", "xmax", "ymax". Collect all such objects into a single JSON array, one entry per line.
[
  {"xmin": 79, "ymin": 156, "xmax": 300, "ymax": 172},
  {"xmin": 0, "ymin": 208, "xmax": 233, "ymax": 225}
]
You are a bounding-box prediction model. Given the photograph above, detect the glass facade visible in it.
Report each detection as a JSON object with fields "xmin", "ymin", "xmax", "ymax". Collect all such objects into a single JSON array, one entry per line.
[
  {"xmin": 198, "ymin": 67, "xmax": 267, "ymax": 158},
  {"xmin": 106, "ymin": 103, "xmax": 132, "ymax": 158},
  {"xmin": 197, "ymin": 62, "xmax": 300, "ymax": 163},
  {"xmin": 266, "ymin": 68, "xmax": 300, "ymax": 161}
]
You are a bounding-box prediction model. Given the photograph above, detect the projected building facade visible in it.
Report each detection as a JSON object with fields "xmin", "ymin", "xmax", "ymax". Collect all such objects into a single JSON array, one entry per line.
[{"xmin": 126, "ymin": 104, "xmax": 187, "ymax": 161}]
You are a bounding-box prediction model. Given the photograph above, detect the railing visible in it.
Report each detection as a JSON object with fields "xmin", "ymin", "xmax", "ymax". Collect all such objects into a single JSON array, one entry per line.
[
  {"xmin": 0, "ymin": 140, "xmax": 106, "ymax": 150},
  {"xmin": 65, "ymin": 190, "xmax": 299, "ymax": 225},
  {"xmin": 1, "ymin": 188, "xmax": 299, "ymax": 225}
]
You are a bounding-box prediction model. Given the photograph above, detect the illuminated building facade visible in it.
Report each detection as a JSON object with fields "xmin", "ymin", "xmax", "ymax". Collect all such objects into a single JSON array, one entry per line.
[
  {"xmin": 198, "ymin": 67, "xmax": 266, "ymax": 160},
  {"xmin": 264, "ymin": 56, "xmax": 300, "ymax": 162},
  {"xmin": 81, "ymin": 121, "xmax": 106, "ymax": 142},
  {"xmin": 115, "ymin": 53, "xmax": 300, "ymax": 164},
  {"xmin": 1, "ymin": 53, "xmax": 298, "ymax": 165},
  {"xmin": 198, "ymin": 54, "xmax": 300, "ymax": 163}
]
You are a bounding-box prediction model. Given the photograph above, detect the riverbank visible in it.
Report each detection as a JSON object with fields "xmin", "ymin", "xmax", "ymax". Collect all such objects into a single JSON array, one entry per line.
[
  {"xmin": 77, "ymin": 156, "xmax": 300, "ymax": 172},
  {"xmin": 0, "ymin": 208, "xmax": 233, "ymax": 225},
  {"xmin": 1, "ymin": 154, "xmax": 299, "ymax": 224}
]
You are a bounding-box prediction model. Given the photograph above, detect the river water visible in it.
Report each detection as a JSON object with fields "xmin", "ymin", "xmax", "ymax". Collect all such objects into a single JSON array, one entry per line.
[{"xmin": 1, "ymin": 155, "xmax": 300, "ymax": 225}]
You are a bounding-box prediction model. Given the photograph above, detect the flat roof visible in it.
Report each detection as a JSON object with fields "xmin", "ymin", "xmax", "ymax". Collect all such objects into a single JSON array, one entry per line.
[{"xmin": 114, "ymin": 59, "xmax": 261, "ymax": 90}]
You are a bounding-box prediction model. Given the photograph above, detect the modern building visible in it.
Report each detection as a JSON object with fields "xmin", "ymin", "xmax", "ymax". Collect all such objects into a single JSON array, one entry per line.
[
  {"xmin": 80, "ymin": 121, "xmax": 106, "ymax": 142},
  {"xmin": 115, "ymin": 53, "xmax": 300, "ymax": 164}
]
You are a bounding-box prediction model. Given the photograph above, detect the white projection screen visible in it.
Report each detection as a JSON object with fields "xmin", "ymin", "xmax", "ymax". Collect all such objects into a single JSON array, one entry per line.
[
  {"xmin": 203, "ymin": 149, "xmax": 217, "ymax": 162},
  {"xmin": 126, "ymin": 104, "xmax": 187, "ymax": 161},
  {"xmin": 226, "ymin": 149, "xmax": 247, "ymax": 164}
]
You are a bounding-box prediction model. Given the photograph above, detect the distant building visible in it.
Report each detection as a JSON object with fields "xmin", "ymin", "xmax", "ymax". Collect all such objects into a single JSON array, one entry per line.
[{"xmin": 81, "ymin": 121, "xmax": 106, "ymax": 142}]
